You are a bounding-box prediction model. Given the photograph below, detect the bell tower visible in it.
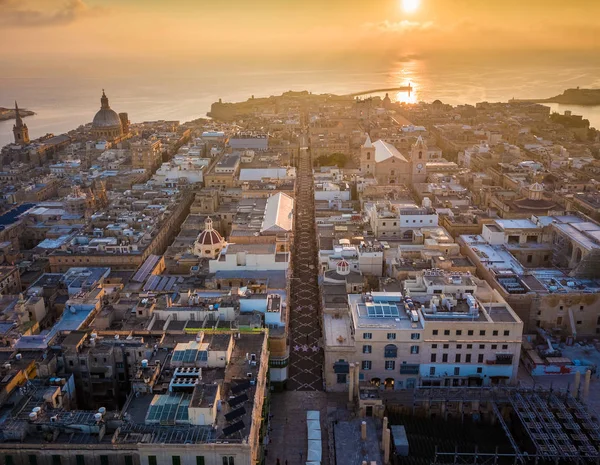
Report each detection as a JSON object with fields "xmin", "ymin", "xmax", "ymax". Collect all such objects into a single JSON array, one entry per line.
[
  {"xmin": 360, "ymin": 133, "xmax": 374, "ymax": 175},
  {"xmin": 411, "ymin": 135, "xmax": 428, "ymax": 183},
  {"xmin": 13, "ymin": 101, "xmax": 30, "ymax": 145}
]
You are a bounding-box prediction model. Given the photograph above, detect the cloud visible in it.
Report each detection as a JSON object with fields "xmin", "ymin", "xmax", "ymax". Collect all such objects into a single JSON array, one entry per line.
[
  {"xmin": 363, "ymin": 20, "xmax": 435, "ymax": 34},
  {"xmin": 0, "ymin": 0, "xmax": 103, "ymax": 28}
]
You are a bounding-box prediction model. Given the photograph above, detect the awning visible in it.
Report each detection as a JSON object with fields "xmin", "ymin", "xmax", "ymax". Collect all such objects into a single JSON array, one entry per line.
[
  {"xmin": 307, "ymin": 439, "xmax": 322, "ymax": 462},
  {"xmin": 306, "ymin": 411, "xmax": 320, "ymax": 421}
]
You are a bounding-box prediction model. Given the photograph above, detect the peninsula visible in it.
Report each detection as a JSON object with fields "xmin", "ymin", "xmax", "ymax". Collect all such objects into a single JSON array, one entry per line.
[
  {"xmin": 512, "ymin": 88, "xmax": 600, "ymax": 106},
  {"xmin": 0, "ymin": 106, "xmax": 35, "ymax": 122}
]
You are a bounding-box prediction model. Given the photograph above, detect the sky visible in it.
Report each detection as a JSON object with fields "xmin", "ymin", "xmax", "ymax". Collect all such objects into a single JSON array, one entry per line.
[{"xmin": 0, "ymin": 0, "xmax": 599, "ymax": 71}]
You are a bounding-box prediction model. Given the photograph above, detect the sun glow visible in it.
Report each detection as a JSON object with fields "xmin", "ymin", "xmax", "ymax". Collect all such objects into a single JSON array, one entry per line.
[{"xmin": 402, "ymin": 0, "xmax": 421, "ymax": 13}]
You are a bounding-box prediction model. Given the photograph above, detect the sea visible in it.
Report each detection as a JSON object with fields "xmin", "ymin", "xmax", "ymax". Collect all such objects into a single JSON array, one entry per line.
[{"xmin": 1, "ymin": 52, "xmax": 600, "ymax": 148}]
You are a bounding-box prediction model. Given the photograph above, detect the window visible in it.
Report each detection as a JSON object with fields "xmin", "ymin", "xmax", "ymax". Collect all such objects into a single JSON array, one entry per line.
[
  {"xmin": 444, "ymin": 330, "xmax": 450, "ymax": 336},
  {"xmin": 362, "ymin": 360, "xmax": 372, "ymax": 370},
  {"xmin": 468, "ymin": 330, "xmax": 473, "ymax": 336},
  {"xmin": 411, "ymin": 333, "xmax": 420, "ymax": 340},
  {"xmin": 52, "ymin": 457, "xmax": 61, "ymax": 465},
  {"xmin": 222, "ymin": 458, "xmax": 235, "ymax": 465},
  {"xmin": 149, "ymin": 457, "xmax": 158, "ymax": 465},
  {"xmin": 173, "ymin": 457, "xmax": 181, "ymax": 465},
  {"xmin": 429, "ymin": 367, "xmax": 436, "ymax": 375},
  {"xmin": 100, "ymin": 457, "xmax": 109, "ymax": 465},
  {"xmin": 432, "ymin": 330, "xmax": 439, "ymax": 335},
  {"xmin": 477, "ymin": 367, "xmax": 483, "ymax": 374},
  {"xmin": 467, "ymin": 344, "xmax": 472, "ymax": 349},
  {"xmin": 363, "ymin": 333, "xmax": 372, "ymax": 340},
  {"xmin": 80, "ymin": 359, "xmax": 86, "ymax": 366},
  {"xmin": 363, "ymin": 345, "xmax": 372, "ymax": 354},
  {"xmin": 410, "ymin": 345, "xmax": 419, "ymax": 354},
  {"xmin": 456, "ymin": 330, "xmax": 462, "ymax": 336},
  {"xmin": 432, "ymin": 344, "xmax": 437, "ymax": 348},
  {"xmin": 197, "ymin": 458, "xmax": 206, "ymax": 465},
  {"xmin": 456, "ymin": 344, "xmax": 462, "ymax": 349},
  {"xmin": 466, "ymin": 354, "xmax": 472, "ymax": 363},
  {"xmin": 387, "ymin": 333, "xmax": 397, "ymax": 340},
  {"xmin": 337, "ymin": 374, "xmax": 347, "ymax": 384},
  {"xmin": 383, "ymin": 222, "xmax": 386, "ymax": 226},
  {"xmin": 480, "ymin": 330, "xmax": 486, "ymax": 336},
  {"xmin": 69, "ymin": 360, "xmax": 74, "ymax": 366},
  {"xmin": 455, "ymin": 354, "xmax": 461, "ymax": 363},
  {"xmin": 502, "ymin": 345, "xmax": 508, "ymax": 350},
  {"xmin": 479, "ymin": 344, "xmax": 485, "ymax": 349},
  {"xmin": 454, "ymin": 367, "xmax": 460, "ymax": 376},
  {"xmin": 6, "ymin": 457, "xmax": 14, "ymax": 465},
  {"xmin": 431, "ymin": 354, "xmax": 437, "ymax": 362},
  {"xmin": 442, "ymin": 354, "xmax": 448, "ymax": 363},
  {"xmin": 478, "ymin": 354, "xmax": 484, "ymax": 363},
  {"xmin": 125, "ymin": 457, "xmax": 134, "ymax": 465},
  {"xmin": 504, "ymin": 330, "xmax": 510, "ymax": 336},
  {"xmin": 385, "ymin": 361, "xmax": 396, "ymax": 370},
  {"xmin": 29, "ymin": 456, "xmax": 38, "ymax": 465},
  {"xmin": 443, "ymin": 344, "xmax": 449, "ymax": 349},
  {"xmin": 384, "ymin": 344, "xmax": 398, "ymax": 358},
  {"xmin": 526, "ymin": 254, "xmax": 533, "ymax": 263},
  {"xmin": 491, "ymin": 345, "xmax": 497, "ymax": 350},
  {"xmin": 493, "ymin": 330, "xmax": 498, "ymax": 336}
]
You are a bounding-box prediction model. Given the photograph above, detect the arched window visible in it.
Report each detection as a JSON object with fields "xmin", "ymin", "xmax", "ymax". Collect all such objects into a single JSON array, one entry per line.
[
  {"xmin": 390, "ymin": 170, "xmax": 395, "ymax": 176},
  {"xmin": 418, "ymin": 151, "xmax": 423, "ymax": 159},
  {"xmin": 366, "ymin": 152, "xmax": 371, "ymax": 160},
  {"xmin": 384, "ymin": 344, "xmax": 397, "ymax": 358}
]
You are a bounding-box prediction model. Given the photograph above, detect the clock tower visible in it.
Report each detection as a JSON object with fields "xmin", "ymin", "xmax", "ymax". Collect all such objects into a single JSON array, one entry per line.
[{"xmin": 411, "ymin": 135, "xmax": 428, "ymax": 184}]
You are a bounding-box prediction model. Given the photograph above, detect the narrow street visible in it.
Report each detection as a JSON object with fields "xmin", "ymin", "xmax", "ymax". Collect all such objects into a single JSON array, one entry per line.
[{"xmin": 287, "ymin": 136, "xmax": 324, "ymax": 391}]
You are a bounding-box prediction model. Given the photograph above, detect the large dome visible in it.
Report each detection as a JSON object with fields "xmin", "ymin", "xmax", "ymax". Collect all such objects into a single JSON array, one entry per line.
[
  {"xmin": 93, "ymin": 108, "xmax": 122, "ymax": 129},
  {"xmin": 92, "ymin": 90, "xmax": 123, "ymax": 131}
]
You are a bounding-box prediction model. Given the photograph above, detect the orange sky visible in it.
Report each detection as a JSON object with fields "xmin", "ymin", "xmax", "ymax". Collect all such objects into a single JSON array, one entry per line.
[{"xmin": 1, "ymin": 0, "xmax": 598, "ymax": 63}]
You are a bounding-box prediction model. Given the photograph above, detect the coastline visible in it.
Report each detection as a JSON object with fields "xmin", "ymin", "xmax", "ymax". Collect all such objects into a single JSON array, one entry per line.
[{"xmin": 0, "ymin": 108, "xmax": 35, "ymax": 122}]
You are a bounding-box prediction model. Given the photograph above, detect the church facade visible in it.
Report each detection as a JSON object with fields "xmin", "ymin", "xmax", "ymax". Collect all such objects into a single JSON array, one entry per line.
[{"xmin": 359, "ymin": 133, "xmax": 429, "ymax": 185}]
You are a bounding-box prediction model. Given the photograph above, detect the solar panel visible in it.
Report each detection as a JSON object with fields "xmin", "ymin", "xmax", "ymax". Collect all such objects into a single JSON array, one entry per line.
[
  {"xmin": 224, "ymin": 406, "xmax": 246, "ymax": 421},
  {"xmin": 223, "ymin": 420, "xmax": 245, "ymax": 436},
  {"xmin": 231, "ymin": 381, "xmax": 251, "ymax": 394},
  {"xmin": 228, "ymin": 393, "xmax": 248, "ymax": 407},
  {"xmin": 196, "ymin": 351, "xmax": 208, "ymax": 362}
]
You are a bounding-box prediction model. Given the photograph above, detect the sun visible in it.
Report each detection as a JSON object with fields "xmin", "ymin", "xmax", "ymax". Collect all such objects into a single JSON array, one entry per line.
[{"xmin": 402, "ymin": 0, "xmax": 420, "ymax": 13}]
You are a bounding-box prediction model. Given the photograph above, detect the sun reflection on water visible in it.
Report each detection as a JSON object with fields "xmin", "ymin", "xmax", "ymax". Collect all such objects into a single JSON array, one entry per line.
[{"xmin": 393, "ymin": 61, "xmax": 420, "ymax": 104}]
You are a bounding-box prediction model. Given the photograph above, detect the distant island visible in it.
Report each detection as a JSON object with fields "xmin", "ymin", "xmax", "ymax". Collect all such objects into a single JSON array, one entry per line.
[
  {"xmin": 512, "ymin": 88, "xmax": 600, "ymax": 106},
  {"xmin": 0, "ymin": 106, "xmax": 35, "ymax": 122}
]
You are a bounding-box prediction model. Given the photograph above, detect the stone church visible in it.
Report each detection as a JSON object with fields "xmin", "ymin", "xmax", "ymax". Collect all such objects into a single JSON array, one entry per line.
[{"xmin": 359, "ymin": 133, "xmax": 428, "ymax": 185}]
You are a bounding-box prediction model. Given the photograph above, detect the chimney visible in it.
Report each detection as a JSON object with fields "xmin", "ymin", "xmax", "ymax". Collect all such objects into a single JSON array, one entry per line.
[
  {"xmin": 383, "ymin": 427, "xmax": 391, "ymax": 464},
  {"xmin": 361, "ymin": 421, "xmax": 367, "ymax": 441},
  {"xmin": 583, "ymin": 369, "xmax": 592, "ymax": 400}
]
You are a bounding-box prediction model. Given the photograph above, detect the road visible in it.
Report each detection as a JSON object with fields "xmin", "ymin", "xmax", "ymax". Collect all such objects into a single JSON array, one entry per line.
[{"xmin": 286, "ymin": 132, "xmax": 324, "ymax": 391}]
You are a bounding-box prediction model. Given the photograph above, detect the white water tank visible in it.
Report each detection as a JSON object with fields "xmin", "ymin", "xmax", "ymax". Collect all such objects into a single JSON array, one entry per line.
[
  {"xmin": 98, "ymin": 407, "xmax": 106, "ymax": 415},
  {"xmin": 29, "ymin": 412, "xmax": 37, "ymax": 421},
  {"xmin": 94, "ymin": 413, "xmax": 103, "ymax": 422},
  {"xmin": 141, "ymin": 359, "xmax": 148, "ymax": 368},
  {"xmin": 33, "ymin": 407, "xmax": 42, "ymax": 414}
]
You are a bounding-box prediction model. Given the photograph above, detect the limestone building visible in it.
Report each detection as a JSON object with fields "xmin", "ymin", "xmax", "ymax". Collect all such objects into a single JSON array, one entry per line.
[
  {"xmin": 12, "ymin": 101, "xmax": 30, "ymax": 145},
  {"xmin": 359, "ymin": 133, "xmax": 429, "ymax": 185}
]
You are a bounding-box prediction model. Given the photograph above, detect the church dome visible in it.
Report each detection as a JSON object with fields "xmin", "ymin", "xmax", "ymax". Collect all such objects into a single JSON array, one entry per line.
[
  {"xmin": 193, "ymin": 217, "xmax": 226, "ymax": 259},
  {"xmin": 197, "ymin": 228, "xmax": 223, "ymax": 246},
  {"xmin": 92, "ymin": 90, "xmax": 123, "ymax": 130},
  {"xmin": 93, "ymin": 108, "xmax": 122, "ymax": 129},
  {"xmin": 336, "ymin": 259, "xmax": 350, "ymax": 276}
]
